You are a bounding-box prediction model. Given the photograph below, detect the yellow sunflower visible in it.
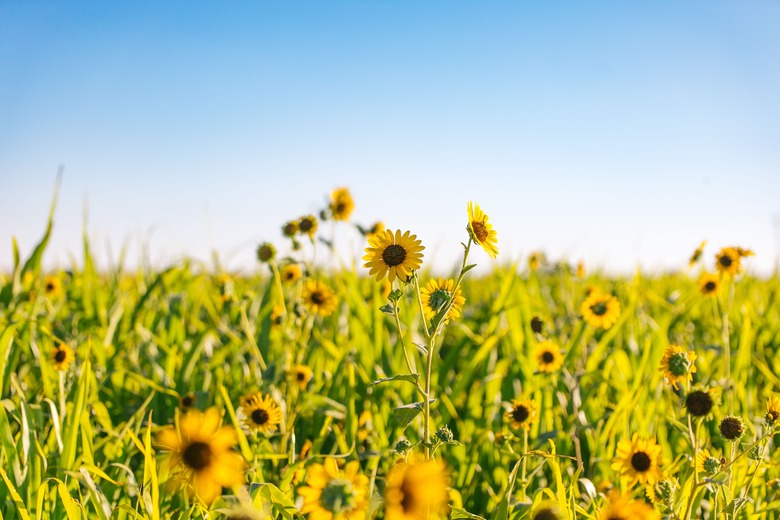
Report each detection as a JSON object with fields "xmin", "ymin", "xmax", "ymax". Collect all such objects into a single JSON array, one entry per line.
[
  {"xmin": 715, "ymin": 247, "xmax": 744, "ymax": 277},
  {"xmin": 299, "ymin": 458, "xmax": 369, "ymax": 520},
  {"xmin": 689, "ymin": 240, "xmax": 706, "ymax": 267},
  {"xmin": 534, "ymin": 341, "xmax": 564, "ymax": 373},
  {"xmin": 598, "ymin": 490, "xmax": 660, "ymax": 520},
  {"xmin": 696, "ymin": 448, "xmax": 722, "ymax": 476},
  {"xmin": 43, "ymin": 275, "xmax": 63, "ymax": 298},
  {"xmin": 611, "ymin": 434, "xmax": 663, "ymax": 485},
  {"xmin": 179, "ymin": 393, "xmax": 197, "ymax": 411},
  {"xmin": 239, "ymin": 392, "xmax": 283, "ymax": 434},
  {"xmin": 467, "ymin": 201, "xmax": 498, "ymax": 259},
  {"xmin": 330, "ymin": 187, "xmax": 355, "ymax": 221},
  {"xmin": 645, "ymin": 477, "xmax": 677, "ymax": 506},
  {"xmin": 282, "ymin": 220, "xmax": 299, "ymax": 238},
  {"xmin": 528, "ymin": 251, "xmax": 545, "ymax": 271},
  {"xmin": 420, "ymin": 278, "xmax": 465, "ymax": 323},
  {"xmin": 384, "ymin": 460, "xmax": 450, "ymax": 520},
  {"xmin": 658, "ymin": 345, "xmax": 696, "ymax": 390},
  {"xmin": 576, "ymin": 260, "xmax": 585, "ymax": 279},
  {"xmin": 156, "ymin": 407, "xmax": 246, "ymax": 504},
  {"xmin": 531, "ymin": 505, "xmax": 561, "ymax": 520},
  {"xmin": 256, "ymin": 242, "xmax": 276, "ymax": 263},
  {"xmin": 51, "ymin": 343, "xmax": 75, "ymax": 371},
  {"xmin": 698, "ymin": 272, "xmax": 720, "ymax": 297},
  {"xmin": 281, "ymin": 264, "xmax": 302, "ymax": 284},
  {"xmin": 362, "ymin": 229, "xmax": 424, "ymax": 283},
  {"xmin": 298, "ymin": 215, "xmax": 319, "ymax": 239},
  {"xmin": 581, "ymin": 291, "xmax": 620, "ymax": 329},
  {"xmin": 505, "ymin": 398, "xmax": 538, "ymax": 431},
  {"xmin": 766, "ymin": 394, "xmax": 780, "ymax": 425},
  {"xmin": 270, "ymin": 305, "xmax": 285, "ymax": 329},
  {"xmin": 302, "ymin": 280, "xmax": 338, "ymax": 316},
  {"xmin": 289, "ymin": 365, "xmax": 313, "ymax": 389}
]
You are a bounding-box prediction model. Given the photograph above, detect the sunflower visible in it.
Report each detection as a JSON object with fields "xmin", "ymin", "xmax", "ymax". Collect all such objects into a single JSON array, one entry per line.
[
  {"xmin": 528, "ymin": 251, "xmax": 545, "ymax": 271},
  {"xmin": 581, "ymin": 291, "xmax": 621, "ymax": 329},
  {"xmin": 684, "ymin": 386, "xmax": 719, "ymax": 418},
  {"xmin": 281, "ymin": 264, "xmax": 302, "ymax": 284},
  {"xmin": 505, "ymin": 398, "xmax": 538, "ymax": 431},
  {"xmin": 156, "ymin": 407, "xmax": 245, "ymax": 504},
  {"xmin": 270, "ymin": 305, "xmax": 285, "ymax": 329},
  {"xmin": 282, "ymin": 220, "xmax": 299, "ymax": 238},
  {"xmin": 719, "ymin": 415, "xmax": 745, "ymax": 441},
  {"xmin": 362, "ymin": 229, "xmax": 424, "ymax": 283},
  {"xmin": 689, "ymin": 240, "xmax": 706, "ymax": 267},
  {"xmin": 43, "ymin": 275, "xmax": 63, "ymax": 298},
  {"xmin": 384, "ymin": 460, "xmax": 449, "ymax": 520},
  {"xmin": 256, "ymin": 242, "xmax": 276, "ymax": 263},
  {"xmin": 298, "ymin": 215, "xmax": 319, "ymax": 239},
  {"xmin": 766, "ymin": 395, "xmax": 780, "ymax": 425},
  {"xmin": 698, "ymin": 272, "xmax": 720, "ymax": 297},
  {"xmin": 365, "ymin": 221, "xmax": 385, "ymax": 241},
  {"xmin": 611, "ymin": 434, "xmax": 663, "ymax": 485},
  {"xmin": 330, "ymin": 187, "xmax": 355, "ymax": 222},
  {"xmin": 576, "ymin": 261, "xmax": 586, "ymax": 279},
  {"xmin": 299, "ymin": 458, "xmax": 369, "ymax": 520},
  {"xmin": 534, "ymin": 341, "xmax": 564, "ymax": 373},
  {"xmin": 51, "ymin": 343, "xmax": 75, "ymax": 371},
  {"xmin": 239, "ymin": 392, "xmax": 283, "ymax": 434},
  {"xmin": 420, "ymin": 278, "xmax": 465, "ymax": 323},
  {"xmin": 530, "ymin": 315, "xmax": 544, "ymax": 334},
  {"xmin": 289, "ymin": 365, "xmax": 313, "ymax": 389},
  {"xmin": 658, "ymin": 345, "xmax": 696, "ymax": 390},
  {"xmin": 597, "ymin": 491, "xmax": 660, "ymax": 520},
  {"xmin": 715, "ymin": 247, "xmax": 743, "ymax": 277},
  {"xmin": 467, "ymin": 201, "xmax": 498, "ymax": 259},
  {"xmin": 696, "ymin": 449, "xmax": 722, "ymax": 476},
  {"xmin": 645, "ymin": 477, "xmax": 677, "ymax": 506},
  {"xmin": 302, "ymin": 280, "xmax": 338, "ymax": 316},
  {"xmin": 531, "ymin": 505, "xmax": 561, "ymax": 520}
]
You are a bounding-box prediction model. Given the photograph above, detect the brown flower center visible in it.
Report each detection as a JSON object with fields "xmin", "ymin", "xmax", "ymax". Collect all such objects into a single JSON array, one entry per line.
[
  {"xmin": 54, "ymin": 349, "xmax": 67, "ymax": 362},
  {"xmin": 46, "ymin": 282, "xmax": 56, "ymax": 292},
  {"xmin": 251, "ymin": 408, "xmax": 270, "ymax": 426},
  {"xmin": 530, "ymin": 316, "xmax": 543, "ymax": 334},
  {"xmin": 719, "ymin": 255, "xmax": 733, "ymax": 267},
  {"xmin": 591, "ymin": 301, "xmax": 608, "ymax": 316},
  {"xmin": 400, "ymin": 480, "xmax": 416, "ymax": 512},
  {"xmin": 183, "ymin": 441, "xmax": 213, "ymax": 470},
  {"xmin": 704, "ymin": 281, "xmax": 716, "ymax": 292},
  {"xmin": 533, "ymin": 509, "xmax": 560, "ymax": 520},
  {"xmin": 686, "ymin": 390, "xmax": 714, "ymax": 417},
  {"xmin": 512, "ymin": 405, "xmax": 529, "ymax": 423},
  {"xmin": 299, "ymin": 218, "xmax": 314, "ymax": 232},
  {"xmin": 382, "ymin": 244, "xmax": 407, "ymax": 267},
  {"xmin": 310, "ymin": 291, "xmax": 326, "ymax": 305},
  {"xmin": 630, "ymin": 451, "xmax": 651, "ymax": 472},
  {"xmin": 296, "ymin": 371, "xmax": 306, "ymax": 381},
  {"xmin": 471, "ymin": 221, "xmax": 488, "ymax": 242},
  {"xmin": 542, "ymin": 351, "xmax": 555, "ymax": 364},
  {"xmin": 720, "ymin": 416, "xmax": 744, "ymax": 440}
]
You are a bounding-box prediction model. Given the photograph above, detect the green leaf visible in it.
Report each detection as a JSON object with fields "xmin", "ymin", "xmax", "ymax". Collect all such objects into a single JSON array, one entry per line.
[
  {"xmin": 388, "ymin": 289, "xmax": 404, "ymax": 302},
  {"xmin": 370, "ymin": 374, "xmax": 419, "ymax": 386},
  {"xmin": 0, "ymin": 467, "xmax": 32, "ymax": 520},
  {"xmin": 379, "ymin": 304, "xmax": 395, "ymax": 315},
  {"xmin": 393, "ymin": 400, "xmax": 434, "ymax": 430},
  {"xmin": 450, "ymin": 507, "xmax": 486, "ymax": 520},
  {"xmin": 461, "ymin": 264, "xmax": 477, "ymax": 275}
]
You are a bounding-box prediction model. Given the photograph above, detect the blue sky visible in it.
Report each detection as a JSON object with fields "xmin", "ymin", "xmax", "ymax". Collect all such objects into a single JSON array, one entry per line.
[{"xmin": 1, "ymin": 1, "xmax": 779, "ymax": 275}]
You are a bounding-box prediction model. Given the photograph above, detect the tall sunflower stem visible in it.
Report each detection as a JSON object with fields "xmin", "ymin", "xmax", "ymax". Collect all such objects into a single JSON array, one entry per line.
[
  {"xmin": 391, "ymin": 294, "xmax": 417, "ymax": 378},
  {"xmin": 520, "ymin": 429, "xmax": 529, "ymax": 500},
  {"xmin": 413, "ymin": 275, "xmax": 431, "ymax": 339}
]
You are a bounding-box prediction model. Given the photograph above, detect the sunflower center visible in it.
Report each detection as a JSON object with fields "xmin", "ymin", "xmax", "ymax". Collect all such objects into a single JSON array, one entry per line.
[
  {"xmin": 703, "ymin": 457, "xmax": 721, "ymax": 475},
  {"xmin": 300, "ymin": 219, "xmax": 314, "ymax": 232},
  {"xmin": 335, "ymin": 203, "xmax": 346, "ymax": 214},
  {"xmin": 310, "ymin": 291, "xmax": 326, "ymax": 305},
  {"xmin": 512, "ymin": 405, "xmax": 529, "ymax": 423},
  {"xmin": 251, "ymin": 409, "xmax": 270, "ymax": 426},
  {"xmin": 630, "ymin": 451, "xmax": 651, "ymax": 472},
  {"xmin": 590, "ymin": 302, "xmax": 608, "ymax": 316},
  {"xmin": 296, "ymin": 371, "xmax": 306, "ymax": 381},
  {"xmin": 54, "ymin": 349, "xmax": 67, "ymax": 362},
  {"xmin": 704, "ymin": 281, "xmax": 717, "ymax": 291},
  {"xmin": 686, "ymin": 390, "xmax": 714, "ymax": 417},
  {"xmin": 400, "ymin": 480, "xmax": 416, "ymax": 512},
  {"xmin": 429, "ymin": 289, "xmax": 451, "ymax": 313},
  {"xmin": 382, "ymin": 244, "xmax": 407, "ymax": 267},
  {"xmin": 532, "ymin": 509, "xmax": 559, "ymax": 520},
  {"xmin": 719, "ymin": 255, "xmax": 733, "ymax": 267},
  {"xmin": 46, "ymin": 282, "xmax": 56, "ymax": 292},
  {"xmin": 181, "ymin": 395, "xmax": 195, "ymax": 408},
  {"xmin": 719, "ymin": 416, "xmax": 744, "ymax": 440},
  {"xmin": 667, "ymin": 352, "xmax": 691, "ymax": 377},
  {"xmin": 767, "ymin": 410, "xmax": 780, "ymax": 423},
  {"xmin": 530, "ymin": 316, "xmax": 543, "ymax": 334},
  {"xmin": 182, "ymin": 441, "xmax": 213, "ymax": 471},
  {"xmin": 471, "ymin": 221, "xmax": 488, "ymax": 242},
  {"xmin": 320, "ymin": 478, "xmax": 355, "ymax": 513},
  {"xmin": 542, "ymin": 351, "xmax": 555, "ymax": 364}
]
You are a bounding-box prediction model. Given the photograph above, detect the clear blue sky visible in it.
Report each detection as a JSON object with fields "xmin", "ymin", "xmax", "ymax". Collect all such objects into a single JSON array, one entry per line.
[{"xmin": 2, "ymin": 1, "xmax": 779, "ymax": 275}]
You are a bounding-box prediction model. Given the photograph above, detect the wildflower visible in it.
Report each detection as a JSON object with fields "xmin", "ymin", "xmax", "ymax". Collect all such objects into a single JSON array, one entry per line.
[
  {"xmin": 298, "ymin": 458, "xmax": 369, "ymax": 520},
  {"xmin": 534, "ymin": 341, "xmax": 564, "ymax": 373},
  {"xmin": 597, "ymin": 491, "xmax": 660, "ymax": 520},
  {"xmin": 420, "ymin": 278, "xmax": 465, "ymax": 323},
  {"xmin": 696, "ymin": 449, "xmax": 722, "ymax": 476},
  {"xmin": 576, "ymin": 261, "xmax": 585, "ymax": 279},
  {"xmin": 611, "ymin": 434, "xmax": 664, "ymax": 485},
  {"xmin": 532, "ymin": 506, "xmax": 561, "ymax": 520},
  {"xmin": 239, "ymin": 393, "xmax": 283, "ymax": 434},
  {"xmin": 298, "ymin": 215, "xmax": 319, "ymax": 239},
  {"xmin": 51, "ymin": 342, "xmax": 75, "ymax": 371},
  {"xmin": 330, "ymin": 187, "xmax": 355, "ymax": 221},
  {"xmin": 715, "ymin": 247, "xmax": 751, "ymax": 277},
  {"xmin": 43, "ymin": 275, "xmax": 62, "ymax": 298},
  {"xmin": 467, "ymin": 201, "xmax": 498, "ymax": 259},
  {"xmin": 505, "ymin": 398, "xmax": 538, "ymax": 431},
  {"xmin": 282, "ymin": 220, "xmax": 299, "ymax": 238},
  {"xmin": 362, "ymin": 229, "xmax": 424, "ymax": 283},
  {"xmin": 280, "ymin": 264, "xmax": 302, "ymax": 284},
  {"xmin": 256, "ymin": 242, "xmax": 276, "ymax": 263},
  {"xmin": 384, "ymin": 460, "xmax": 449, "ymax": 520},
  {"xmin": 719, "ymin": 415, "xmax": 745, "ymax": 441},
  {"xmin": 156, "ymin": 408, "xmax": 245, "ymax": 504},
  {"xmin": 581, "ymin": 291, "xmax": 621, "ymax": 330},
  {"xmin": 658, "ymin": 345, "xmax": 696, "ymax": 390},
  {"xmin": 270, "ymin": 305, "xmax": 285, "ymax": 329},
  {"xmin": 684, "ymin": 387, "xmax": 718, "ymax": 418},
  {"xmin": 289, "ymin": 365, "xmax": 313, "ymax": 390},
  {"xmin": 698, "ymin": 272, "xmax": 720, "ymax": 297},
  {"xmin": 302, "ymin": 279, "xmax": 338, "ymax": 316},
  {"xmin": 646, "ymin": 477, "xmax": 677, "ymax": 506},
  {"xmin": 689, "ymin": 241, "xmax": 706, "ymax": 267},
  {"xmin": 528, "ymin": 251, "xmax": 545, "ymax": 271},
  {"xmin": 766, "ymin": 395, "xmax": 780, "ymax": 425}
]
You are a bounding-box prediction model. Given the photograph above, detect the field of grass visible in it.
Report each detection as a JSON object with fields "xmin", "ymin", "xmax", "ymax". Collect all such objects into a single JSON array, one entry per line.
[{"xmin": 1, "ymin": 189, "xmax": 779, "ymax": 520}]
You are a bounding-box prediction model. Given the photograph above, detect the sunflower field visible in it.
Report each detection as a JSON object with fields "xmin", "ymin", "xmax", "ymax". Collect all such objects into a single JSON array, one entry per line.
[{"xmin": 1, "ymin": 187, "xmax": 779, "ymax": 520}]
